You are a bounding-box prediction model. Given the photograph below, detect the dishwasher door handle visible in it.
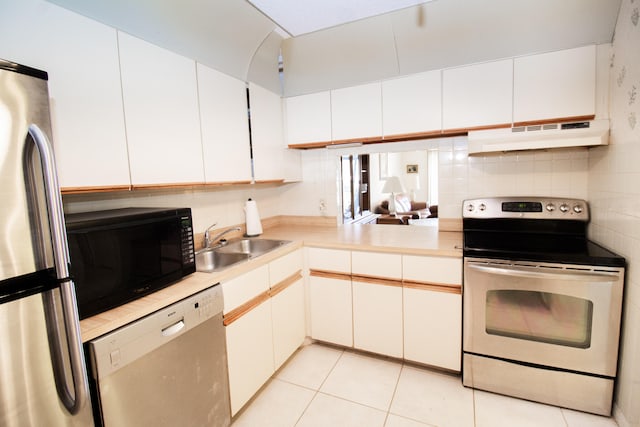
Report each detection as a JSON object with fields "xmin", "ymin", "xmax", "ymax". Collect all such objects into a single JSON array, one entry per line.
[{"xmin": 162, "ymin": 319, "xmax": 185, "ymax": 337}]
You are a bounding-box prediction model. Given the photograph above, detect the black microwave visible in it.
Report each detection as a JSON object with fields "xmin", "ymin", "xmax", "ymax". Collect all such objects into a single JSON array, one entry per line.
[{"xmin": 65, "ymin": 207, "xmax": 195, "ymax": 319}]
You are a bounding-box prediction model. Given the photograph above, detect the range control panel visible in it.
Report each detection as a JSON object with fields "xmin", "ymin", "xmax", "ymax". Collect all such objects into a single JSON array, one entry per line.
[{"xmin": 463, "ymin": 197, "xmax": 589, "ymax": 221}]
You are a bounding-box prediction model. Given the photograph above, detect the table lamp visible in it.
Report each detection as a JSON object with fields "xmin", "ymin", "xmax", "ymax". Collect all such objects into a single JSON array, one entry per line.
[{"xmin": 382, "ymin": 176, "xmax": 406, "ymax": 216}]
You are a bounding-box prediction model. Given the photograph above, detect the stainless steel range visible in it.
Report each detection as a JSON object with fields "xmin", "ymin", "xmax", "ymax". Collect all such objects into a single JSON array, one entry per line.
[{"xmin": 462, "ymin": 197, "xmax": 625, "ymax": 416}]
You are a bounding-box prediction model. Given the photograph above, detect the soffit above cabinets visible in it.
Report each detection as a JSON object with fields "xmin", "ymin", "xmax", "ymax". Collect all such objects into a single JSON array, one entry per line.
[
  {"xmin": 45, "ymin": 0, "xmax": 621, "ymax": 97},
  {"xmin": 282, "ymin": 0, "xmax": 621, "ymax": 96}
]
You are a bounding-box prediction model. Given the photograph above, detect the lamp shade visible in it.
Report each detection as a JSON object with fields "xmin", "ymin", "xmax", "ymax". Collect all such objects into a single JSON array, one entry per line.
[{"xmin": 382, "ymin": 176, "xmax": 406, "ymax": 194}]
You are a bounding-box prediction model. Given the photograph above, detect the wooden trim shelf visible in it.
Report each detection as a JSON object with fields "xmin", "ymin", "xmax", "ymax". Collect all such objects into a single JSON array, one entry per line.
[
  {"xmin": 403, "ymin": 280, "xmax": 462, "ymax": 295},
  {"xmin": 222, "ymin": 271, "xmax": 302, "ymax": 326},
  {"xmin": 311, "ymin": 269, "xmax": 461, "ymax": 293},
  {"xmin": 309, "ymin": 269, "xmax": 351, "ymax": 281},
  {"xmin": 223, "ymin": 291, "xmax": 271, "ymax": 326},
  {"xmin": 351, "ymin": 274, "xmax": 403, "ymax": 288},
  {"xmin": 269, "ymin": 271, "xmax": 303, "ymax": 298}
]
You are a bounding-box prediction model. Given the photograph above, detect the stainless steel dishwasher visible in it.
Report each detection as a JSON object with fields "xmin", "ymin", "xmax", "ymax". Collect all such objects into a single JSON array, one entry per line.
[{"xmin": 88, "ymin": 284, "xmax": 231, "ymax": 426}]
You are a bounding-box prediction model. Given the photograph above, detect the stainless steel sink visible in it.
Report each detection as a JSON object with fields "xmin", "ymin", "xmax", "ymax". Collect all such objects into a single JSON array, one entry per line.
[
  {"xmin": 195, "ymin": 238, "xmax": 291, "ymax": 272},
  {"xmin": 215, "ymin": 238, "xmax": 290, "ymax": 257},
  {"xmin": 195, "ymin": 249, "xmax": 250, "ymax": 272}
]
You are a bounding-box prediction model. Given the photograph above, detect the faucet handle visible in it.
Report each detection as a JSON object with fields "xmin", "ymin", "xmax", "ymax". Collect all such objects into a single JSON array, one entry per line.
[{"xmin": 204, "ymin": 222, "xmax": 218, "ymax": 247}]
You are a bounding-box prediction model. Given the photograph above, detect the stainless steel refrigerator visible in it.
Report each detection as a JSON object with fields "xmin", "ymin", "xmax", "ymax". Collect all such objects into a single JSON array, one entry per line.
[{"xmin": 0, "ymin": 60, "xmax": 94, "ymax": 426}]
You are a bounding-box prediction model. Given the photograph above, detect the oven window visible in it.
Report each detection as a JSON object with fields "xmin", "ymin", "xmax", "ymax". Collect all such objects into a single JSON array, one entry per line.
[{"xmin": 485, "ymin": 290, "xmax": 593, "ymax": 349}]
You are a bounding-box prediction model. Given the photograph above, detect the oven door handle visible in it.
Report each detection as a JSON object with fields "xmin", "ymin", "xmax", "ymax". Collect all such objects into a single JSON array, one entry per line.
[{"xmin": 466, "ymin": 262, "xmax": 620, "ymax": 282}]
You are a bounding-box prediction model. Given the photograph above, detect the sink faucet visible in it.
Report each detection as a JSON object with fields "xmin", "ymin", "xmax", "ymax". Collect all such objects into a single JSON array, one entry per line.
[
  {"xmin": 203, "ymin": 222, "xmax": 218, "ymax": 248},
  {"xmin": 204, "ymin": 225, "xmax": 241, "ymax": 248}
]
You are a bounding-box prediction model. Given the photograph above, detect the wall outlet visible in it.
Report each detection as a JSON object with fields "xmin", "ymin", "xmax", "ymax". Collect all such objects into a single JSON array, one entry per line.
[{"xmin": 319, "ymin": 199, "xmax": 326, "ymax": 212}]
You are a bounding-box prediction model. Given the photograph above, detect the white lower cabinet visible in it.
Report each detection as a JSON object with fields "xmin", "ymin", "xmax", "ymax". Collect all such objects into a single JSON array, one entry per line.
[
  {"xmin": 309, "ymin": 275, "xmax": 353, "ymax": 347},
  {"xmin": 352, "ymin": 281, "xmax": 403, "ymax": 358},
  {"xmin": 403, "ymin": 287, "xmax": 461, "ymax": 371},
  {"xmin": 225, "ymin": 246, "xmax": 463, "ymax": 416},
  {"xmin": 224, "ymin": 249, "xmax": 304, "ymax": 415},
  {"xmin": 225, "ymin": 299, "xmax": 274, "ymax": 416},
  {"xmin": 271, "ymin": 278, "xmax": 305, "ymax": 370}
]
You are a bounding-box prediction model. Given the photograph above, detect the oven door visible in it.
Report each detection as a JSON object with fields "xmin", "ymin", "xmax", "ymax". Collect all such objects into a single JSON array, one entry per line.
[{"xmin": 463, "ymin": 257, "xmax": 624, "ymax": 376}]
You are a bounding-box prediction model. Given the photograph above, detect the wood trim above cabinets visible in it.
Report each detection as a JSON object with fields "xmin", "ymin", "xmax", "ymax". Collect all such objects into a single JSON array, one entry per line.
[
  {"xmin": 287, "ymin": 114, "xmax": 596, "ymax": 150},
  {"xmin": 441, "ymin": 123, "xmax": 512, "ymax": 136},
  {"xmin": 60, "ymin": 179, "xmax": 287, "ymax": 195},
  {"xmin": 132, "ymin": 182, "xmax": 209, "ymax": 190},
  {"xmin": 61, "ymin": 185, "xmax": 132, "ymax": 195},
  {"xmin": 381, "ymin": 129, "xmax": 446, "ymax": 143},
  {"xmin": 253, "ymin": 179, "xmax": 286, "ymax": 185},
  {"xmin": 288, "ymin": 124, "xmax": 509, "ymax": 150},
  {"xmin": 512, "ymin": 114, "xmax": 595, "ymax": 128}
]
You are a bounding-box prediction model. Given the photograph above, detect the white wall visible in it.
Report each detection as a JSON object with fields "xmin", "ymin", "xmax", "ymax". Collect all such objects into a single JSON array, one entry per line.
[
  {"xmin": 63, "ymin": 185, "xmax": 286, "ymax": 237},
  {"xmin": 589, "ymin": 2, "xmax": 640, "ymax": 426}
]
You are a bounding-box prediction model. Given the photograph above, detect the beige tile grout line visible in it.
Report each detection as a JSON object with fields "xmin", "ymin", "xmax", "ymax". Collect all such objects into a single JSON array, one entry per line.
[{"xmin": 292, "ymin": 346, "xmax": 346, "ymax": 427}]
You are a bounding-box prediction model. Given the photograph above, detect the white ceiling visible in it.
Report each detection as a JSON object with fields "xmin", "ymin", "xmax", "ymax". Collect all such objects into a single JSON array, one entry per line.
[
  {"xmin": 46, "ymin": 0, "xmax": 622, "ymax": 96},
  {"xmin": 247, "ymin": 0, "xmax": 435, "ymax": 37}
]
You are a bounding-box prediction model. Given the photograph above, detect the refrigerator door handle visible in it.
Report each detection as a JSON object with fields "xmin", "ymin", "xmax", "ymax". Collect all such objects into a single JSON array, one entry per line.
[{"xmin": 27, "ymin": 124, "xmax": 90, "ymax": 415}]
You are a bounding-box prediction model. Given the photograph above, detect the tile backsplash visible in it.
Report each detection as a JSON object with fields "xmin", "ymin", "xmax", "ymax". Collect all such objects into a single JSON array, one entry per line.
[
  {"xmin": 590, "ymin": 1, "xmax": 640, "ymax": 426},
  {"xmin": 437, "ymin": 137, "xmax": 589, "ymax": 218}
]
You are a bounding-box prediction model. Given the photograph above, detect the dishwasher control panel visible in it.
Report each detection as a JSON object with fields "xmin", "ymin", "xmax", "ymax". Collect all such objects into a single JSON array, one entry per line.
[{"xmin": 89, "ymin": 284, "xmax": 223, "ymax": 379}]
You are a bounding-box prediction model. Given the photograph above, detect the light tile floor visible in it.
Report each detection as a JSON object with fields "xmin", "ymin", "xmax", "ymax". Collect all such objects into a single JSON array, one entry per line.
[{"xmin": 232, "ymin": 343, "xmax": 618, "ymax": 427}]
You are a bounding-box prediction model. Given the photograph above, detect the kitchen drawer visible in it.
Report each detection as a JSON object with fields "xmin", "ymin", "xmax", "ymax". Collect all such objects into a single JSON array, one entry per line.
[
  {"xmin": 221, "ymin": 264, "xmax": 269, "ymax": 314},
  {"xmin": 352, "ymin": 251, "xmax": 402, "ymax": 280},
  {"xmin": 403, "ymin": 255, "xmax": 462, "ymax": 285},
  {"xmin": 269, "ymin": 249, "xmax": 303, "ymax": 286},
  {"xmin": 307, "ymin": 247, "xmax": 351, "ymax": 273}
]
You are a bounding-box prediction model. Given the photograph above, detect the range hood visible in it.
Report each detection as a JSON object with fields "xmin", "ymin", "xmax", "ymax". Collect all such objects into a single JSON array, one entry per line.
[{"xmin": 467, "ymin": 119, "xmax": 609, "ymax": 154}]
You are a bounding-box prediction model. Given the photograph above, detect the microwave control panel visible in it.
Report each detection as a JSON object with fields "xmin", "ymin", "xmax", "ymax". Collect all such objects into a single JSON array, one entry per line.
[{"xmin": 180, "ymin": 215, "xmax": 195, "ymax": 265}]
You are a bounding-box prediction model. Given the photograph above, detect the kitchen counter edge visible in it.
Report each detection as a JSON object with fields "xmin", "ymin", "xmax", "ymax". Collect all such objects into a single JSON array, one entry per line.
[{"xmin": 80, "ymin": 224, "xmax": 462, "ymax": 342}]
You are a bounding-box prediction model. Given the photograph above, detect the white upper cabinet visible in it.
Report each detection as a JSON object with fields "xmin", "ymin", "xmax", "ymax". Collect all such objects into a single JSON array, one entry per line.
[
  {"xmin": 513, "ymin": 45, "xmax": 596, "ymax": 123},
  {"xmin": 331, "ymin": 82, "xmax": 383, "ymax": 140},
  {"xmin": 0, "ymin": 2, "xmax": 130, "ymax": 189},
  {"xmin": 197, "ymin": 64, "xmax": 252, "ymax": 183},
  {"xmin": 442, "ymin": 59, "xmax": 513, "ymax": 130},
  {"xmin": 382, "ymin": 70, "xmax": 442, "ymax": 136},
  {"xmin": 118, "ymin": 32, "xmax": 204, "ymax": 186},
  {"xmin": 284, "ymin": 91, "xmax": 332, "ymax": 146},
  {"xmin": 249, "ymin": 82, "xmax": 302, "ymax": 182}
]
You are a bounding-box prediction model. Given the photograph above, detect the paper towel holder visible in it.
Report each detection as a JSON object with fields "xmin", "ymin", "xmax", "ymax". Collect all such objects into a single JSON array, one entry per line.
[{"xmin": 244, "ymin": 198, "xmax": 263, "ymax": 237}]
